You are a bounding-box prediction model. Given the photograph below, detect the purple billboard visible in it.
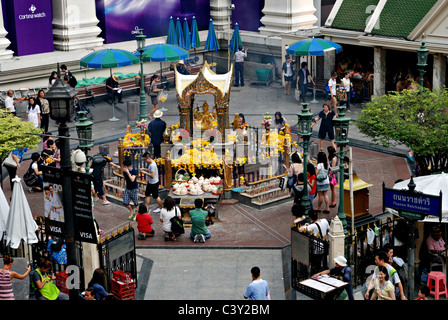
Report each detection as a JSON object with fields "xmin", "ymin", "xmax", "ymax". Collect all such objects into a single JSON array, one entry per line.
[
  {"xmin": 2, "ymin": 0, "xmax": 54, "ymax": 56},
  {"xmin": 232, "ymin": 0, "xmax": 265, "ymax": 32},
  {"xmin": 96, "ymin": 0, "xmax": 210, "ymax": 44}
]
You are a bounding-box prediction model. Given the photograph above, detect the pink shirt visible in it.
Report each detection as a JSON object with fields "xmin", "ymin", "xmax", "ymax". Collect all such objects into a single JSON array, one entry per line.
[{"xmin": 426, "ymin": 236, "xmax": 446, "ymax": 252}]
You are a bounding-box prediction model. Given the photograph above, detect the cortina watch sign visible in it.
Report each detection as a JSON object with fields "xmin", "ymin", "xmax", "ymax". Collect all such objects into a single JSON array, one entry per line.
[{"xmin": 19, "ymin": 4, "xmax": 47, "ymax": 20}]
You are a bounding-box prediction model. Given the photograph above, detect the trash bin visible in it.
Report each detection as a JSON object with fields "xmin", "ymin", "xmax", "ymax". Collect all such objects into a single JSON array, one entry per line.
[
  {"xmin": 256, "ymin": 69, "xmax": 270, "ymax": 81},
  {"xmin": 127, "ymin": 100, "xmax": 138, "ymax": 123}
]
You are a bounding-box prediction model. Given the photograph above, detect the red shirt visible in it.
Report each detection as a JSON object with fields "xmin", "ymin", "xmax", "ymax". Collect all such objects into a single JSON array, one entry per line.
[
  {"xmin": 307, "ymin": 173, "xmax": 317, "ymax": 195},
  {"xmin": 136, "ymin": 213, "xmax": 153, "ymax": 233}
]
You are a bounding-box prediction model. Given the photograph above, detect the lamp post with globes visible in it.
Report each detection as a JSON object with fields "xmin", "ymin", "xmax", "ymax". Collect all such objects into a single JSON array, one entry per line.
[
  {"xmin": 136, "ymin": 28, "xmax": 148, "ymax": 121},
  {"xmin": 332, "ymin": 104, "xmax": 351, "ymax": 237},
  {"xmin": 416, "ymin": 42, "xmax": 429, "ymax": 92},
  {"xmin": 45, "ymin": 63, "xmax": 78, "ymax": 299},
  {"xmin": 296, "ymin": 103, "xmax": 314, "ymax": 221},
  {"xmin": 75, "ymin": 110, "xmax": 94, "ymax": 173}
]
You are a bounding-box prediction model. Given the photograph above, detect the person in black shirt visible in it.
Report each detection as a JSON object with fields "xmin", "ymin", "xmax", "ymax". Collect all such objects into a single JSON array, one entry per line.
[
  {"xmin": 105, "ymin": 74, "xmax": 123, "ymax": 103},
  {"xmin": 147, "ymin": 110, "xmax": 167, "ymax": 158}
]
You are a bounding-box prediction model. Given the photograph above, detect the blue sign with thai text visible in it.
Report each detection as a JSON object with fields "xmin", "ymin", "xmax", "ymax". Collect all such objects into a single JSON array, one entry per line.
[{"xmin": 384, "ymin": 187, "xmax": 442, "ymax": 217}]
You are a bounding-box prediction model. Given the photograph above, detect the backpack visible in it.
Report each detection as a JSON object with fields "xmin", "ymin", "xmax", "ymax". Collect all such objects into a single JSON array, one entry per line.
[
  {"xmin": 66, "ymin": 71, "xmax": 77, "ymax": 88},
  {"xmin": 316, "ymin": 167, "xmax": 328, "ymax": 181},
  {"xmin": 292, "ymin": 185, "xmax": 305, "ymax": 204},
  {"xmin": 91, "ymin": 153, "xmax": 106, "ymax": 166}
]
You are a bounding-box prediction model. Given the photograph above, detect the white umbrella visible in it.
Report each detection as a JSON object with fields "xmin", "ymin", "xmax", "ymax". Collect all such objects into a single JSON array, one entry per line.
[
  {"xmin": 4, "ymin": 176, "xmax": 38, "ymax": 249},
  {"xmin": 0, "ymin": 183, "xmax": 10, "ymax": 239},
  {"xmin": 393, "ymin": 173, "xmax": 448, "ymax": 222}
]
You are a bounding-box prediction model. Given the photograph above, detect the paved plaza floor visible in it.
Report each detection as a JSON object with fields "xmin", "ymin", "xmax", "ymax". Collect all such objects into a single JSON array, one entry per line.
[{"xmin": 1, "ymin": 76, "xmax": 414, "ymax": 301}]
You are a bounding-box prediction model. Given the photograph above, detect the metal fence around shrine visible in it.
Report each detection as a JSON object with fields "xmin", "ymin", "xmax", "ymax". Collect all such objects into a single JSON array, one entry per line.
[
  {"xmin": 103, "ymin": 135, "xmax": 290, "ymax": 190},
  {"xmin": 291, "ymin": 214, "xmax": 405, "ymax": 294}
]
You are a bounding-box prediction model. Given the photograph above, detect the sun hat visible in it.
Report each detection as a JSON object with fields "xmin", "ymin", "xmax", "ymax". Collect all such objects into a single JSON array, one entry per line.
[
  {"xmin": 178, "ymin": 60, "xmax": 184, "ymax": 65},
  {"xmin": 334, "ymin": 256, "xmax": 347, "ymax": 267},
  {"xmin": 112, "ymin": 74, "xmax": 119, "ymax": 81},
  {"xmin": 153, "ymin": 110, "xmax": 163, "ymax": 118}
]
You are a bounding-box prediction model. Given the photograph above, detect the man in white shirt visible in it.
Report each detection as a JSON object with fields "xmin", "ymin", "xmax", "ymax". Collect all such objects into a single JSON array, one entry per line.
[
  {"xmin": 234, "ymin": 46, "xmax": 248, "ymax": 87},
  {"xmin": 4, "ymin": 90, "xmax": 16, "ymax": 116},
  {"xmin": 328, "ymin": 72, "xmax": 338, "ymax": 115},
  {"xmin": 299, "ymin": 210, "xmax": 330, "ymax": 273}
]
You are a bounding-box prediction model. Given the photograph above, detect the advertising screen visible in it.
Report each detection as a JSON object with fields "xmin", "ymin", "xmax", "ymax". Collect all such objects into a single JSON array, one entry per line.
[{"xmin": 96, "ymin": 0, "xmax": 210, "ymax": 44}]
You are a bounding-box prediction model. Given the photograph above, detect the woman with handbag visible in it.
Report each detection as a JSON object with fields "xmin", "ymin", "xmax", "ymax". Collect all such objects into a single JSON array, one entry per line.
[
  {"xmin": 147, "ymin": 74, "xmax": 163, "ymax": 121},
  {"xmin": 327, "ymin": 146, "xmax": 338, "ymax": 208},
  {"xmin": 160, "ymin": 196, "xmax": 181, "ymax": 241},
  {"xmin": 27, "ymin": 152, "xmax": 43, "ymax": 193},
  {"xmin": 315, "ymin": 151, "xmax": 330, "ymax": 214},
  {"xmin": 2, "ymin": 147, "xmax": 27, "ymax": 191}
]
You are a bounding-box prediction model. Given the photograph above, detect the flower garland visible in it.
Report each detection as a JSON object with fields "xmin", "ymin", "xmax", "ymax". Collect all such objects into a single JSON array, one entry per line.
[{"xmin": 261, "ymin": 112, "xmax": 272, "ymax": 130}]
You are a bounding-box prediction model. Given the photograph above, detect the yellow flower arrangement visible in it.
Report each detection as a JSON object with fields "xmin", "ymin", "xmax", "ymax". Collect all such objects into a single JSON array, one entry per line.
[{"xmin": 123, "ymin": 132, "xmax": 149, "ymax": 148}]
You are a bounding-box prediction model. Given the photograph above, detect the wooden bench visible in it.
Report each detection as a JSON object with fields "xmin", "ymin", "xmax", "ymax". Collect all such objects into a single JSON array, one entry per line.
[{"xmin": 77, "ymin": 63, "xmax": 204, "ymax": 104}]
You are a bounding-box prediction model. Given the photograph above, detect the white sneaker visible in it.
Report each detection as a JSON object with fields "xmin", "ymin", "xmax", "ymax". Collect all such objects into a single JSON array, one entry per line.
[
  {"xmin": 152, "ymin": 208, "xmax": 161, "ymax": 213},
  {"xmin": 200, "ymin": 234, "xmax": 206, "ymax": 243},
  {"xmin": 193, "ymin": 234, "xmax": 200, "ymax": 243}
]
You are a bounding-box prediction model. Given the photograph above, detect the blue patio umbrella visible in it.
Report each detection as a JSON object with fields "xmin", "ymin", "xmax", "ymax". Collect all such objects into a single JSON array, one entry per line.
[
  {"xmin": 166, "ymin": 16, "xmax": 177, "ymax": 46},
  {"xmin": 183, "ymin": 18, "xmax": 191, "ymax": 50},
  {"xmin": 286, "ymin": 37, "xmax": 342, "ymax": 56},
  {"xmin": 191, "ymin": 16, "xmax": 201, "ymax": 49},
  {"xmin": 205, "ymin": 19, "xmax": 219, "ymax": 51},
  {"xmin": 175, "ymin": 17, "xmax": 185, "ymax": 49},
  {"xmin": 205, "ymin": 19, "xmax": 219, "ymax": 68},
  {"xmin": 228, "ymin": 22, "xmax": 242, "ymax": 54}
]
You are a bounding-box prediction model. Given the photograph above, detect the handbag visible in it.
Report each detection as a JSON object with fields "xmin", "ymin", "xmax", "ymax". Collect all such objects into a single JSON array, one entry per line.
[
  {"xmin": 316, "ymin": 167, "xmax": 328, "ymax": 181},
  {"xmin": 23, "ymin": 166, "xmax": 38, "ymax": 187},
  {"xmin": 295, "ymin": 88, "xmax": 301, "ymax": 101},
  {"xmin": 170, "ymin": 207, "xmax": 185, "ymax": 234},
  {"xmin": 329, "ymin": 171, "xmax": 337, "ymax": 186},
  {"xmin": 148, "ymin": 83, "xmax": 158, "ymax": 97},
  {"xmin": 2, "ymin": 152, "xmax": 17, "ymax": 167}
]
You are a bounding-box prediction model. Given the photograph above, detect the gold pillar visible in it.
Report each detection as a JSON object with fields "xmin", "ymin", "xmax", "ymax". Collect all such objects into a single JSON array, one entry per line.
[
  {"xmin": 165, "ymin": 150, "xmax": 172, "ymax": 188},
  {"xmin": 118, "ymin": 138, "xmax": 124, "ymax": 175},
  {"xmin": 224, "ymin": 153, "xmax": 233, "ymax": 191}
]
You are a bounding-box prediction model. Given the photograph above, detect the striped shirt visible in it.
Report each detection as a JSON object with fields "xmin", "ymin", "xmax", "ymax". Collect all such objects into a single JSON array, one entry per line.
[{"xmin": 0, "ymin": 270, "xmax": 14, "ymax": 300}]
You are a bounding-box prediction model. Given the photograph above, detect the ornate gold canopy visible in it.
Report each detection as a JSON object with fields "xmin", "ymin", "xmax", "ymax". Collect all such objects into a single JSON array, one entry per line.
[{"xmin": 176, "ymin": 61, "xmax": 233, "ymax": 140}]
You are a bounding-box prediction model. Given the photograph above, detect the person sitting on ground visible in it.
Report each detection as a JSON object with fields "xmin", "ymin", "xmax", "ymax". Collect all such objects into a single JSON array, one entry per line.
[
  {"xmin": 160, "ymin": 196, "xmax": 181, "ymax": 241},
  {"xmin": 189, "ymin": 198, "xmax": 211, "ymax": 243},
  {"xmin": 136, "ymin": 204, "xmax": 155, "ymax": 240},
  {"xmin": 87, "ymin": 268, "xmax": 109, "ymax": 301},
  {"xmin": 32, "ymin": 258, "xmax": 69, "ymax": 300},
  {"xmin": 313, "ymin": 255, "xmax": 354, "ymax": 300}
]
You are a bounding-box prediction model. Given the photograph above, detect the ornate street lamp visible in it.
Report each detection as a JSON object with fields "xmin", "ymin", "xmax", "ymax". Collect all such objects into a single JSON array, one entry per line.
[
  {"xmin": 45, "ymin": 63, "xmax": 78, "ymax": 299},
  {"xmin": 136, "ymin": 28, "xmax": 148, "ymax": 121},
  {"xmin": 297, "ymin": 103, "xmax": 314, "ymax": 220},
  {"xmin": 332, "ymin": 104, "xmax": 351, "ymax": 236},
  {"xmin": 416, "ymin": 42, "xmax": 429, "ymax": 91},
  {"xmin": 75, "ymin": 110, "xmax": 94, "ymax": 172}
]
